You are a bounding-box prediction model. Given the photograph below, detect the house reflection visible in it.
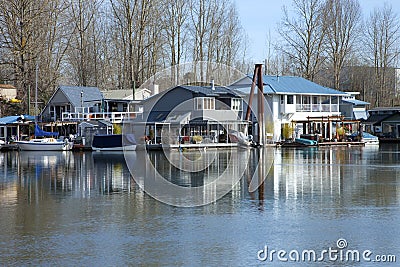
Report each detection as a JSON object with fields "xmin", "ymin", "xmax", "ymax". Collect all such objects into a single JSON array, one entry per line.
[{"xmin": 0, "ymin": 145, "xmax": 398, "ymax": 209}]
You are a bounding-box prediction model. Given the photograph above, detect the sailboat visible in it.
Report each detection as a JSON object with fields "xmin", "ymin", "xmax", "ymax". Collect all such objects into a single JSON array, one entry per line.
[
  {"xmin": 15, "ymin": 63, "xmax": 72, "ymax": 151},
  {"xmin": 15, "ymin": 125, "xmax": 72, "ymax": 151}
]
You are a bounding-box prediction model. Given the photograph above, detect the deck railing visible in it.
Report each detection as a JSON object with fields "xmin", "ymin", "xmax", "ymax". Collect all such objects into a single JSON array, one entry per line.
[
  {"xmin": 61, "ymin": 111, "xmax": 143, "ymax": 123},
  {"xmin": 295, "ymin": 104, "xmax": 338, "ymax": 112}
]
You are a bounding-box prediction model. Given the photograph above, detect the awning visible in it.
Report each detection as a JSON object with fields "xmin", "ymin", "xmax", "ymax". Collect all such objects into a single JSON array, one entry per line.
[
  {"xmin": 353, "ymin": 110, "xmax": 367, "ymax": 120},
  {"xmin": 0, "ymin": 115, "xmax": 35, "ymax": 125}
]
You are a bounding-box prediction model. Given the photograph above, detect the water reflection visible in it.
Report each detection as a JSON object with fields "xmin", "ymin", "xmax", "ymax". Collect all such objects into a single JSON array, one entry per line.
[
  {"xmin": 127, "ymin": 149, "xmax": 254, "ymax": 206},
  {"xmin": 0, "ymin": 145, "xmax": 399, "ymax": 208},
  {"xmin": 0, "ymin": 145, "xmax": 399, "ymax": 266},
  {"xmin": 0, "ymin": 151, "xmax": 137, "ymax": 205}
]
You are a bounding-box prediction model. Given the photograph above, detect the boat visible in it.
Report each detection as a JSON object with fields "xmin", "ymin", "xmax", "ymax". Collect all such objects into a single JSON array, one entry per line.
[
  {"xmin": 92, "ymin": 134, "xmax": 137, "ymax": 151},
  {"xmin": 15, "ymin": 125, "xmax": 72, "ymax": 151},
  {"xmin": 228, "ymin": 130, "xmax": 252, "ymax": 147},
  {"xmin": 16, "ymin": 138, "xmax": 72, "ymax": 151},
  {"xmin": 350, "ymin": 132, "xmax": 379, "ymax": 145},
  {"xmin": 295, "ymin": 138, "xmax": 318, "ymax": 146}
]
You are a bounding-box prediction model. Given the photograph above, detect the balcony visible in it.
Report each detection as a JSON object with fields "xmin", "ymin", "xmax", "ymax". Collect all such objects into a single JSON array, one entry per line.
[
  {"xmin": 61, "ymin": 111, "xmax": 143, "ymax": 123},
  {"xmin": 296, "ymin": 104, "xmax": 338, "ymax": 112}
]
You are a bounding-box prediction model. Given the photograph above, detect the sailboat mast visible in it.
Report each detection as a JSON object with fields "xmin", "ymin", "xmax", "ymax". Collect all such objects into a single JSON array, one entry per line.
[{"xmin": 35, "ymin": 63, "xmax": 38, "ymax": 124}]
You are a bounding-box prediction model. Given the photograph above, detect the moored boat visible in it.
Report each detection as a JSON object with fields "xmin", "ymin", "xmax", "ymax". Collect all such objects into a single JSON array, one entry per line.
[
  {"xmin": 92, "ymin": 134, "xmax": 137, "ymax": 151},
  {"xmin": 15, "ymin": 125, "xmax": 72, "ymax": 151},
  {"xmin": 16, "ymin": 138, "xmax": 72, "ymax": 151},
  {"xmin": 350, "ymin": 132, "xmax": 379, "ymax": 145}
]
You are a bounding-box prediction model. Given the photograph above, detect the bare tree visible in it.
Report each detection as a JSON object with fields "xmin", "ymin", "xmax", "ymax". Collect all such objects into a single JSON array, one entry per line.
[
  {"xmin": 67, "ymin": 0, "xmax": 99, "ymax": 86},
  {"xmin": 0, "ymin": 0, "xmax": 247, "ymax": 108},
  {"xmin": 278, "ymin": 0, "xmax": 327, "ymax": 81},
  {"xmin": 364, "ymin": 3, "xmax": 400, "ymax": 106},
  {"xmin": 110, "ymin": 0, "xmax": 138, "ymax": 92},
  {"xmin": 161, "ymin": 0, "xmax": 188, "ymax": 82},
  {"xmin": 324, "ymin": 0, "xmax": 361, "ymax": 90},
  {"xmin": 0, "ymin": 0, "xmax": 71, "ymax": 113},
  {"xmin": 39, "ymin": 0, "xmax": 73, "ymax": 99}
]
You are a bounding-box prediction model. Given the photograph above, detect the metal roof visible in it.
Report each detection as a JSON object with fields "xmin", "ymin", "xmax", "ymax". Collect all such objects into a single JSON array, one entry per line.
[
  {"xmin": 59, "ymin": 85, "xmax": 103, "ymax": 108},
  {"xmin": 342, "ymin": 99, "xmax": 370, "ymax": 105},
  {"xmin": 233, "ymin": 75, "xmax": 347, "ymax": 95},
  {"xmin": 178, "ymin": 85, "xmax": 239, "ymax": 97},
  {"xmin": 102, "ymin": 88, "xmax": 151, "ymax": 100},
  {"xmin": 369, "ymin": 107, "xmax": 400, "ymax": 111},
  {"xmin": 102, "ymin": 89, "xmax": 133, "ymax": 100},
  {"xmin": 0, "ymin": 115, "xmax": 35, "ymax": 125},
  {"xmin": 364, "ymin": 114, "xmax": 392, "ymax": 125},
  {"xmin": 262, "ymin": 75, "xmax": 346, "ymax": 95}
]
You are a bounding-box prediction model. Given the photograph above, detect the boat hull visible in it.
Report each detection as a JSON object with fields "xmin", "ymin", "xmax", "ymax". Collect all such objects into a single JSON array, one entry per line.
[
  {"xmin": 16, "ymin": 140, "xmax": 71, "ymax": 151},
  {"xmin": 363, "ymin": 139, "xmax": 379, "ymax": 145},
  {"xmin": 92, "ymin": 134, "xmax": 137, "ymax": 151}
]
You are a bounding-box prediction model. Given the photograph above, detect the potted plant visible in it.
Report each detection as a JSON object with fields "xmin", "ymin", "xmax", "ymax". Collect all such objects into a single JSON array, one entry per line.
[{"xmin": 192, "ymin": 135, "xmax": 203, "ymax": 144}]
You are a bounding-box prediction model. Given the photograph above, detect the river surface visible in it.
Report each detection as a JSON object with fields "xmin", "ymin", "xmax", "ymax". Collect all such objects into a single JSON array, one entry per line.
[{"xmin": 0, "ymin": 144, "xmax": 399, "ymax": 266}]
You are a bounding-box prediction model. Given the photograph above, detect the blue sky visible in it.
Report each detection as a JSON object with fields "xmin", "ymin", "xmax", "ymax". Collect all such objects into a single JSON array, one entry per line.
[{"xmin": 235, "ymin": 0, "xmax": 400, "ymax": 62}]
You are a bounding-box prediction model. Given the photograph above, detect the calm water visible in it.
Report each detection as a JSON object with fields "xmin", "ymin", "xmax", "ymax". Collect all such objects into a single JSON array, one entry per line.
[{"xmin": 0, "ymin": 145, "xmax": 399, "ymax": 266}]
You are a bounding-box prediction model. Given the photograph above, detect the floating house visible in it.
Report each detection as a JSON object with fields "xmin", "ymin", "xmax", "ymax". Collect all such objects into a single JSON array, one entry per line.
[
  {"xmin": 339, "ymin": 92, "xmax": 369, "ymax": 120},
  {"xmin": 41, "ymin": 85, "xmax": 143, "ymax": 123},
  {"xmin": 41, "ymin": 85, "xmax": 103, "ymax": 122},
  {"xmin": 231, "ymin": 75, "xmax": 363, "ymax": 141},
  {"xmin": 0, "ymin": 115, "xmax": 35, "ymax": 142},
  {"xmin": 364, "ymin": 107, "xmax": 400, "ymax": 140},
  {"xmin": 134, "ymin": 84, "xmax": 249, "ymax": 146}
]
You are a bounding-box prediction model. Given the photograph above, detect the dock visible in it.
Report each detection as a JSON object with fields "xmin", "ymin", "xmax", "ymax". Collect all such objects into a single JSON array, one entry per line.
[
  {"xmin": 318, "ymin": 141, "xmax": 365, "ymax": 147},
  {"xmin": 146, "ymin": 143, "xmax": 240, "ymax": 151},
  {"xmin": 279, "ymin": 141, "xmax": 366, "ymax": 148},
  {"xmin": 0, "ymin": 144, "xmax": 19, "ymax": 151}
]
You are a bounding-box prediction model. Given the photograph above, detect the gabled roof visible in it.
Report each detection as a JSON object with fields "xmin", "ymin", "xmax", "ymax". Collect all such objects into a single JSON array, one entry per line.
[
  {"xmin": 58, "ymin": 85, "xmax": 103, "ymax": 108},
  {"xmin": 232, "ymin": 75, "xmax": 347, "ymax": 96}
]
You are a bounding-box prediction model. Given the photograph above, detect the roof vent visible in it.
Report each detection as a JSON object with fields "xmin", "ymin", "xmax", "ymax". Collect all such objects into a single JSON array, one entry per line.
[{"xmin": 211, "ymin": 79, "xmax": 215, "ymax": 90}]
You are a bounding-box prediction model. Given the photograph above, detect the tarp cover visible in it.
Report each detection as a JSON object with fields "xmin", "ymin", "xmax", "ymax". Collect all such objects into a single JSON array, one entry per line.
[{"xmin": 35, "ymin": 124, "xmax": 59, "ymax": 137}]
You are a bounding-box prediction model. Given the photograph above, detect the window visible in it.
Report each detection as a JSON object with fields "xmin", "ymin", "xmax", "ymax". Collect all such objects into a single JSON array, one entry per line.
[
  {"xmin": 195, "ymin": 97, "xmax": 215, "ymax": 110},
  {"xmin": 280, "ymin": 95, "xmax": 284, "ymax": 104},
  {"xmin": 195, "ymin": 98, "xmax": 202, "ymax": 110},
  {"xmin": 287, "ymin": 95, "xmax": 294, "ymax": 104},
  {"xmin": 204, "ymin": 98, "xmax": 215, "ymax": 110},
  {"xmin": 231, "ymin": 98, "xmax": 242, "ymax": 110}
]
